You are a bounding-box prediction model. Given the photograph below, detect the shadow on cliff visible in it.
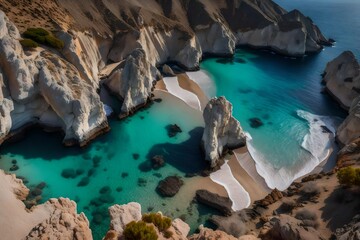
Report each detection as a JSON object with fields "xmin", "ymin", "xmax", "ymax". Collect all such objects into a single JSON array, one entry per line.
[
  {"xmin": 142, "ymin": 127, "xmax": 207, "ymax": 174},
  {"xmin": 320, "ymin": 186, "xmax": 360, "ymax": 231}
]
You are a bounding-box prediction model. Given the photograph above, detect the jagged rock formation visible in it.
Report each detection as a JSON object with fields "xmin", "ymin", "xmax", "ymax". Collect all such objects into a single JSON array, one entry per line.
[
  {"xmin": 0, "ymin": 10, "xmax": 108, "ymax": 146},
  {"xmin": 335, "ymin": 215, "xmax": 360, "ymax": 240},
  {"xmin": 323, "ymin": 51, "xmax": 360, "ymax": 110},
  {"xmin": 337, "ymin": 96, "xmax": 360, "ymax": 145},
  {"xmin": 322, "ymin": 51, "xmax": 360, "ymax": 146},
  {"xmin": 104, "ymin": 202, "xmax": 190, "ymax": 240},
  {"xmin": 259, "ymin": 214, "xmax": 322, "ymax": 240},
  {"xmin": 0, "ymin": 170, "xmax": 92, "ymax": 240},
  {"xmin": 26, "ymin": 198, "xmax": 92, "ymax": 240},
  {"xmin": 201, "ymin": 96, "xmax": 246, "ymax": 168},
  {"xmin": 105, "ymin": 48, "xmax": 158, "ymax": 118}
]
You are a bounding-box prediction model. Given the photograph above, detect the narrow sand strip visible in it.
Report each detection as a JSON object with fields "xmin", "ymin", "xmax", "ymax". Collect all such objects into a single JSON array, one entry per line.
[
  {"xmin": 186, "ymin": 70, "xmax": 216, "ymax": 98},
  {"xmin": 162, "ymin": 77, "xmax": 201, "ymax": 110},
  {"xmin": 210, "ymin": 160, "xmax": 251, "ymax": 211},
  {"xmin": 177, "ymin": 74, "xmax": 209, "ymax": 110}
]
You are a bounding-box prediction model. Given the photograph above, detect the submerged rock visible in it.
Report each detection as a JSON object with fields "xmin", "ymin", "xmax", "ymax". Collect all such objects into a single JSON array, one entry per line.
[
  {"xmin": 249, "ymin": 118, "xmax": 264, "ymax": 128},
  {"xmin": 156, "ymin": 176, "xmax": 184, "ymax": 197},
  {"xmin": 151, "ymin": 155, "xmax": 165, "ymax": 169},
  {"xmin": 61, "ymin": 169, "xmax": 77, "ymax": 179},
  {"xmin": 195, "ymin": 189, "xmax": 233, "ymax": 216},
  {"xmin": 201, "ymin": 97, "xmax": 246, "ymax": 168},
  {"xmin": 167, "ymin": 124, "xmax": 183, "ymax": 138}
]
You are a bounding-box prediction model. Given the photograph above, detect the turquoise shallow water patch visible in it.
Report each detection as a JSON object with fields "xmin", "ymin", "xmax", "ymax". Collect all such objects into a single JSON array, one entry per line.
[{"xmin": 0, "ymin": 93, "xmax": 210, "ymax": 239}]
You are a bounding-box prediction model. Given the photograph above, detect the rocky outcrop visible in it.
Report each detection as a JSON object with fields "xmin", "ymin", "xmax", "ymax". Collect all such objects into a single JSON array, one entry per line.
[
  {"xmin": 107, "ymin": 202, "xmax": 142, "ymax": 235},
  {"xmin": 0, "ymin": 10, "xmax": 109, "ymax": 146},
  {"xmin": 105, "ymin": 48, "xmax": 158, "ymax": 118},
  {"xmin": 337, "ymin": 96, "xmax": 360, "ymax": 145},
  {"xmin": 201, "ymin": 97, "xmax": 246, "ymax": 168},
  {"xmin": 188, "ymin": 226, "xmax": 238, "ymax": 240},
  {"xmin": 255, "ymin": 189, "xmax": 283, "ymax": 208},
  {"xmin": 26, "ymin": 198, "xmax": 92, "ymax": 240},
  {"xmin": 337, "ymin": 137, "xmax": 360, "ymax": 167},
  {"xmin": 195, "ymin": 189, "xmax": 233, "ymax": 216},
  {"xmin": 156, "ymin": 176, "xmax": 184, "ymax": 197},
  {"xmin": 335, "ymin": 215, "xmax": 360, "ymax": 240},
  {"xmin": 323, "ymin": 51, "xmax": 360, "ymax": 110},
  {"xmin": 104, "ymin": 202, "xmax": 189, "ymax": 240},
  {"xmin": 259, "ymin": 215, "xmax": 322, "ymax": 240}
]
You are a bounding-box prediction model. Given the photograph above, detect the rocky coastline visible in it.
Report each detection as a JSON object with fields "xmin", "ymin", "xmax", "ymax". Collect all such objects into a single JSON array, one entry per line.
[{"xmin": 0, "ymin": 0, "xmax": 333, "ymax": 147}]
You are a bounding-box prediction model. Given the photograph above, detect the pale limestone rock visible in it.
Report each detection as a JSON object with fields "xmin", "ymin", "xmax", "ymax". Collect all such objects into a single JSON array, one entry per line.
[
  {"xmin": 0, "ymin": 70, "xmax": 14, "ymax": 143},
  {"xmin": 337, "ymin": 96, "xmax": 360, "ymax": 145},
  {"xmin": 202, "ymin": 97, "xmax": 246, "ymax": 168},
  {"xmin": 26, "ymin": 198, "xmax": 92, "ymax": 240},
  {"xmin": 106, "ymin": 48, "xmax": 158, "ymax": 117},
  {"xmin": 323, "ymin": 51, "xmax": 360, "ymax": 110},
  {"xmin": 37, "ymin": 51, "xmax": 108, "ymax": 145},
  {"xmin": 107, "ymin": 202, "xmax": 142, "ymax": 235},
  {"xmin": 196, "ymin": 22, "xmax": 236, "ymax": 56},
  {"xmin": 58, "ymin": 30, "xmax": 105, "ymax": 87},
  {"xmin": 0, "ymin": 11, "xmax": 37, "ymax": 101},
  {"xmin": 172, "ymin": 218, "xmax": 190, "ymax": 238}
]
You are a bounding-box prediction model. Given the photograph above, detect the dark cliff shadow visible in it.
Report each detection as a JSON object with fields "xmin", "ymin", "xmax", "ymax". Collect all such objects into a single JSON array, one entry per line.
[
  {"xmin": 320, "ymin": 186, "xmax": 360, "ymax": 231},
  {"xmin": 144, "ymin": 127, "xmax": 206, "ymax": 174}
]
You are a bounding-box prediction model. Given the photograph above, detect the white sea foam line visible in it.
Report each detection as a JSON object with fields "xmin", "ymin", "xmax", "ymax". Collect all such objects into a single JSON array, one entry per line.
[
  {"xmin": 162, "ymin": 77, "xmax": 201, "ymax": 110},
  {"xmin": 246, "ymin": 110, "xmax": 343, "ymax": 191},
  {"xmin": 210, "ymin": 160, "xmax": 251, "ymax": 211},
  {"xmin": 186, "ymin": 70, "xmax": 216, "ymax": 98}
]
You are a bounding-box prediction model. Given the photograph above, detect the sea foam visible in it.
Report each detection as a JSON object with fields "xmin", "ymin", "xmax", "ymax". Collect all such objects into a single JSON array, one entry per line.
[{"xmin": 247, "ymin": 110, "xmax": 342, "ymax": 190}]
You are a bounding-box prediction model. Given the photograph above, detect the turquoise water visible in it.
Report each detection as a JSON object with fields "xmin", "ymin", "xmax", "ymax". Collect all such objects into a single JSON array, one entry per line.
[
  {"xmin": 0, "ymin": 0, "xmax": 359, "ymax": 239},
  {"xmin": 201, "ymin": 0, "xmax": 359, "ymax": 189},
  {"xmin": 0, "ymin": 93, "xmax": 215, "ymax": 239}
]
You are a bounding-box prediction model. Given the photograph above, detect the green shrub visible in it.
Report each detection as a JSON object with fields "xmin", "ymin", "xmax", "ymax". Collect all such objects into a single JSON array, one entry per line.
[
  {"xmin": 20, "ymin": 39, "xmax": 39, "ymax": 48},
  {"xmin": 22, "ymin": 27, "xmax": 64, "ymax": 49},
  {"xmin": 142, "ymin": 213, "xmax": 172, "ymax": 232},
  {"xmin": 123, "ymin": 221, "xmax": 157, "ymax": 240},
  {"xmin": 337, "ymin": 167, "xmax": 360, "ymax": 186}
]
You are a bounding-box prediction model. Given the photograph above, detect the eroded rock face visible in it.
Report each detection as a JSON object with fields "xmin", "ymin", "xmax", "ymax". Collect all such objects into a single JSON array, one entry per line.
[
  {"xmin": 26, "ymin": 198, "xmax": 92, "ymax": 240},
  {"xmin": 106, "ymin": 49, "xmax": 158, "ymax": 118},
  {"xmin": 107, "ymin": 202, "xmax": 142, "ymax": 235},
  {"xmin": 259, "ymin": 214, "xmax": 321, "ymax": 240},
  {"xmin": 337, "ymin": 96, "xmax": 360, "ymax": 145},
  {"xmin": 201, "ymin": 97, "xmax": 246, "ymax": 168},
  {"xmin": 336, "ymin": 215, "xmax": 360, "ymax": 240},
  {"xmin": 188, "ymin": 226, "xmax": 238, "ymax": 240},
  {"xmin": 323, "ymin": 51, "xmax": 360, "ymax": 110},
  {"xmin": 0, "ymin": 10, "xmax": 109, "ymax": 146}
]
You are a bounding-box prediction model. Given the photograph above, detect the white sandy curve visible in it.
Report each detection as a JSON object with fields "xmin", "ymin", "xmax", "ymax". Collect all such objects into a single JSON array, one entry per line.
[
  {"xmin": 210, "ymin": 160, "xmax": 251, "ymax": 211},
  {"xmin": 186, "ymin": 70, "xmax": 216, "ymax": 98},
  {"xmin": 162, "ymin": 77, "xmax": 201, "ymax": 110}
]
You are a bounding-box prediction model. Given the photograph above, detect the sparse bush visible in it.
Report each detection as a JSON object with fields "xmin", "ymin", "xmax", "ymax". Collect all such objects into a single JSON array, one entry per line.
[
  {"xmin": 20, "ymin": 39, "xmax": 38, "ymax": 48},
  {"xmin": 142, "ymin": 213, "xmax": 172, "ymax": 232},
  {"xmin": 337, "ymin": 167, "xmax": 360, "ymax": 186},
  {"xmin": 300, "ymin": 182, "xmax": 321, "ymax": 199},
  {"xmin": 278, "ymin": 199, "xmax": 297, "ymax": 213},
  {"xmin": 295, "ymin": 209, "xmax": 317, "ymax": 221},
  {"xmin": 123, "ymin": 221, "xmax": 157, "ymax": 240},
  {"xmin": 295, "ymin": 209, "xmax": 319, "ymax": 229},
  {"xmin": 22, "ymin": 27, "xmax": 64, "ymax": 49}
]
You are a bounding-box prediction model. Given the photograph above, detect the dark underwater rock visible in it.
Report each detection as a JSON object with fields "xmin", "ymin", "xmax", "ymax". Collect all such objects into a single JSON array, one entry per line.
[{"xmin": 156, "ymin": 176, "xmax": 184, "ymax": 197}]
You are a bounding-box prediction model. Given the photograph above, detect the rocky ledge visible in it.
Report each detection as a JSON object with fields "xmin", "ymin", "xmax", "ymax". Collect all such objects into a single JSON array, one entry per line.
[
  {"xmin": 322, "ymin": 51, "xmax": 360, "ymax": 110},
  {"xmin": 323, "ymin": 51, "xmax": 360, "ymax": 146},
  {"xmin": 201, "ymin": 97, "xmax": 246, "ymax": 168}
]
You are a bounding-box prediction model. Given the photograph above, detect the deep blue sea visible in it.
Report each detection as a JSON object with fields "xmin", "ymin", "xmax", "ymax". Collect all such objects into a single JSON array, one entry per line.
[{"xmin": 0, "ymin": 0, "xmax": 359, "ymax": 239}]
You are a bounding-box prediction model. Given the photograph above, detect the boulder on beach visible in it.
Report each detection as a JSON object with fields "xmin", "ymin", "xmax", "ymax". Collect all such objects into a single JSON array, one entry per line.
[{"xmin": 195, "ymin": 189, "xmax": 233, "ymax": 216}]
